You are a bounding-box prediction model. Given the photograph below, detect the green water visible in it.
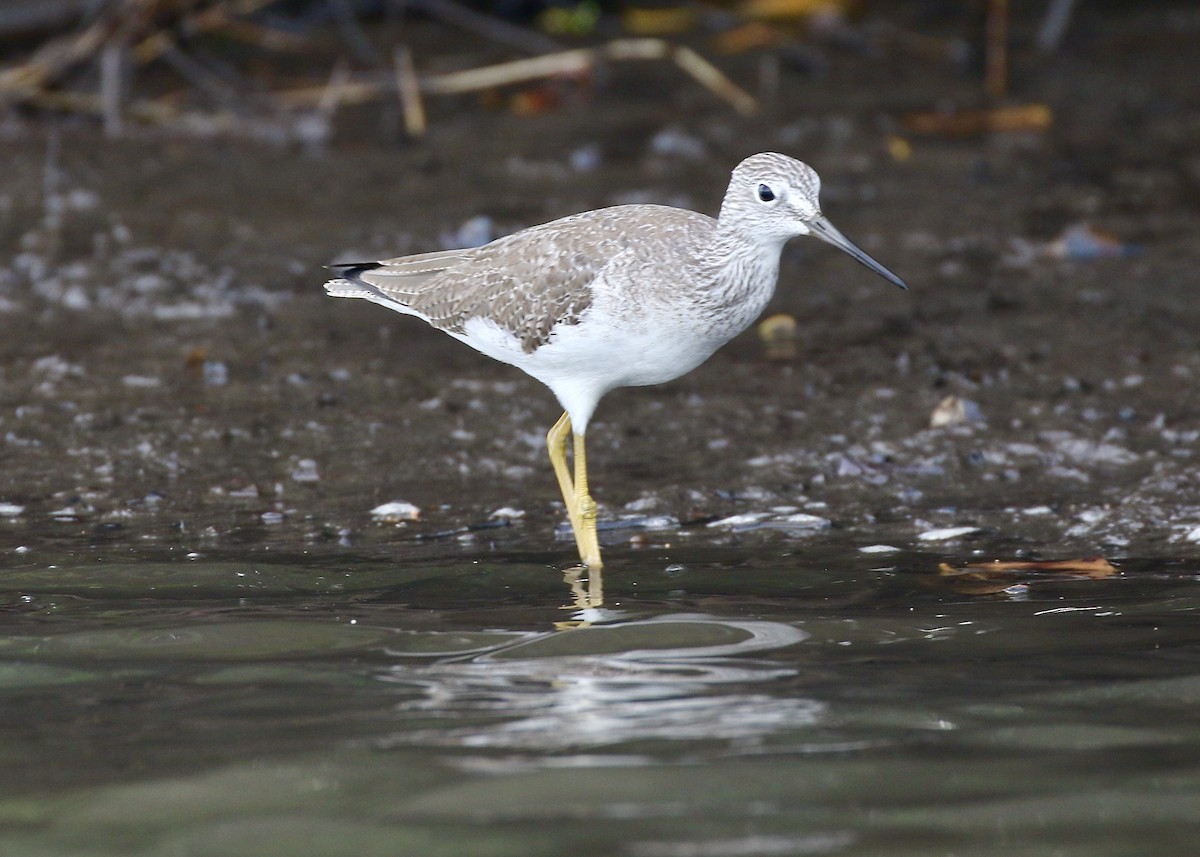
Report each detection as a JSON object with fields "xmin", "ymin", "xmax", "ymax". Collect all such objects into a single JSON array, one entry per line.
[{"xmin": 1, "ymin": 546, "xmax": 1198, "ymax": 856}]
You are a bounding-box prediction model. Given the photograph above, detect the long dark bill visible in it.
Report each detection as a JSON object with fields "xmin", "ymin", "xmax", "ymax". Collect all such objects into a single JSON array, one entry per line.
[{"xmin": 808, "ymin": 215, "xmax": 908, "ymax": 291}]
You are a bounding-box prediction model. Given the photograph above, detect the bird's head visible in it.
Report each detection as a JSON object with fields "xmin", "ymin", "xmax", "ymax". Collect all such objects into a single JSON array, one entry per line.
[{"xmin": 720, "ymin": 152, "xmax": 907, "ymax": 290}]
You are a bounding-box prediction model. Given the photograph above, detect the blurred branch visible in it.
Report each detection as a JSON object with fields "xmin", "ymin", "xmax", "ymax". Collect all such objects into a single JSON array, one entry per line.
[
  {"xmin": 274, "ymin": 37, "xmax": 758, "ymax": 117},
  {"xmin": 0, "ymin": 0, "xmax": 97, "ymax": 40},
  {"xmin": 421, "ymin": 38, "xmax": 758, "ymax": 115},
  {"xmin": 0, "ymin": 1, "xmax": 758, "ymax": 140},
  {"xmin": 1037, "ymin": 0, "xmax": 1079, "ymax": 53},
  {"xmin": 402, "ymin": 0, "xmax": 562, "ymax": 56}
]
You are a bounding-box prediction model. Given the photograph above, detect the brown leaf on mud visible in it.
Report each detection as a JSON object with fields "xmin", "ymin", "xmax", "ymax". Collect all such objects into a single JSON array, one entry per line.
[
  {"xmin": 954, "ymin": 557, "xmax": 1118, "ymax": 579},
  {"xmin": 711, "ymin": 22, "xmax": 785, "ymax": 55},
  {"xmin": 183, "ymin": 346, "xmax": 208, "ymax": 377},
  {"xmin": 902, "ymin": 104, "xmax": 1052, "ymax": 137},
  {"xmin": 931, "ymin": 556, "xmax": 1118, "ymax": 594},
  {"xmin": 739, "ymin": 0, "xmax": 850, "ymax": 22},
  {"xmin": 622, "ymin": 7, "xmax": 697, "ymax": 37}
]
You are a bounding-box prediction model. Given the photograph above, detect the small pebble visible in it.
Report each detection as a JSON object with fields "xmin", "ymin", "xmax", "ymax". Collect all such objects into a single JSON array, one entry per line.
[
  {"xmin": 203, "ymin": 361, "xmax": 229, "ymax": 386},
  {"xmin": 649, "ymin": 127, "xmax": 706, "ymax": 160},
  {"xmin": 441, "ymin": 215, "xmax": 494, "ymax": 250},
  {"xmin": 568, "ymin": 144, "xmax": 602, "ymax": 173},
  {"xmin": 291, "ymin": 459, "xmax": 320, "ymax": 483}
]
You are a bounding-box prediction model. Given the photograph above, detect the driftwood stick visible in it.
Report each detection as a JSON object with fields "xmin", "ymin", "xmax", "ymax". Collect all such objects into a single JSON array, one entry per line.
[
  {"xmin": 670, "ymin": 44, "xmax": 757, "ymax": 116},
  {"xmin": 420, "ymin": 48, "xmax": 594, "ymax": 94}
]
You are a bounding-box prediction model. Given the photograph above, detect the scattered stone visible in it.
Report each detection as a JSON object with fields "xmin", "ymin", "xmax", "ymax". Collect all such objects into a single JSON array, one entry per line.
[
  {"xmin": 707, "ymin": 511, "xmax": 830, "ymax": 532},
  {"xmin": 1054, "ymin": 437, "xmax": 1139, "ymax": 466},
  {"xmin": 605, "ymin": 515, "xmax": 679, "ymax": 532},
  {"xmin": 291, "ymin": 459, "xmax": 320, "ymax": 483},
  {"xmin": 568, "ymin": 144, "xmax": 602, "ymax": 172},
  {"xmin": 1044, "ymin": 223, "xmax": 1140, "ymax": 261},
  {"xmin": 440, "ymin": 215, "xmax": 494, "ymax": 250},
  {"xmin": 203, "ymin": 361, "xmax": 228, "ymax": 386},
  {"xmin": 649, "ymin": 126, "xmax": 705, "ymax": 160},
  {"xmin": 758, "ymin": 313, "xmax": 798, "ymax": 360},
  {"xmin": 0, "ymin": 503, "xmax": 25, "ymax": 517}
]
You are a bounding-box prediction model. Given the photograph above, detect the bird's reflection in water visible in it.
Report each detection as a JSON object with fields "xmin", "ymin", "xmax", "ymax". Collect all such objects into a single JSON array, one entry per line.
[
  {"xmin": 556, "ymin": 564, "xmax": 608, "ymax": 629},
  {"xmin": 375, "ymin": 615, "xmax": 815, "ymax": 753}
]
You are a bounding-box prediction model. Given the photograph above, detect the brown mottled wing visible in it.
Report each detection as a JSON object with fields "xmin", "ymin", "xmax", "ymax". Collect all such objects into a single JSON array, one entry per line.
[{"xmin": 345, "ymin": 206, "xmax": 695, "ymax": 353}]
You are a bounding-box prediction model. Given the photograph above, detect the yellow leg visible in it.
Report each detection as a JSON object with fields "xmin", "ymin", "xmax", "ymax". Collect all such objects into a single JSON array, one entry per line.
[
  {"xmin": 545, "ymin": 412, "xmax": 603, "ymax": 569},
  {"xmin": 572, "ymin": 429, "xmax": 603, "ymax": 569},
  {"xmin": 547, "ymin": 412, "xmax": 579, "ymax": 536}
]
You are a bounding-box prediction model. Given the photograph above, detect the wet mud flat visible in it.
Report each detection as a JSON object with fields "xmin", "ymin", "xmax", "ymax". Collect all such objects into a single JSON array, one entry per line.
[{"xmin": 0, "ymin": 5, "xmax": 1199, "ymax": 565}]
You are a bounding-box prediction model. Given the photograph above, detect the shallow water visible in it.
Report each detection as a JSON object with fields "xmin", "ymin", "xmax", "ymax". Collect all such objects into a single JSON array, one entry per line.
[{"xmin": 2, "ymin": 544, "xmax": 1197, "ymax": 856}]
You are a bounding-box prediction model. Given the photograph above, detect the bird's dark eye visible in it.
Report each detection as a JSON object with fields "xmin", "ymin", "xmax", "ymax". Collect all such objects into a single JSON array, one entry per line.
[{"xmin": 757, "ymin": 184, "xmax": 776, "ymax": 202}]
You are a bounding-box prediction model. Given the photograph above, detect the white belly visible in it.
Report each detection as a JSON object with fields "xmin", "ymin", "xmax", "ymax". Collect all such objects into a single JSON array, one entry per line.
[{"xmin": 455, "ymin": 310, "xmax": 728, "ymax": 429}]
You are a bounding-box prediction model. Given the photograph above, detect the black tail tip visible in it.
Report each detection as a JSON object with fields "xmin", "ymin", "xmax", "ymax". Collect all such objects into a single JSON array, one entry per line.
[{"xmin": 327, "ymin": 261, "xmax": 380, "ymax": 282}]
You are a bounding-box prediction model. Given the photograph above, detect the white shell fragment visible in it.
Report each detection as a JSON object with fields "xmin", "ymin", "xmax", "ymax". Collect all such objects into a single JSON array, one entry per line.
[
  {"xmin": 929, "ymin": 395, "xmax": 984, "ymax": 428},
  {"xmin": 707, "ymin": 511, "xmax": 831, "ymax": 532},
  {"xmin": 370, "ymin": 501, "xmax": 421, "ymax": 522},
  {"xmin": 859, "ymin": 544, "xmax": 901, "ymax": 554},
  {"xmin": 917, "ymin": 526, "xmax": 982, "ymax": 542},
  {"xmin": 490, "ymin": 507, "xmax": 526, "ymax": 520}
]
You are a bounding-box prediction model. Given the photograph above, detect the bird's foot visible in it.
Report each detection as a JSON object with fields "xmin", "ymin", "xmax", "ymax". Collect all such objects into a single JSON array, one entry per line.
[{"xmin": 574, "ymin": 494, "xmax": 603, "ymax": 570}]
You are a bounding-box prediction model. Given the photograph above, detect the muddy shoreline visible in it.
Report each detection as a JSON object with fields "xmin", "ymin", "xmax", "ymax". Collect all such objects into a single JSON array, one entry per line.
[{"xmin": 2, "ymin": 5, "xmax": 1200, "ymax": 566}]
